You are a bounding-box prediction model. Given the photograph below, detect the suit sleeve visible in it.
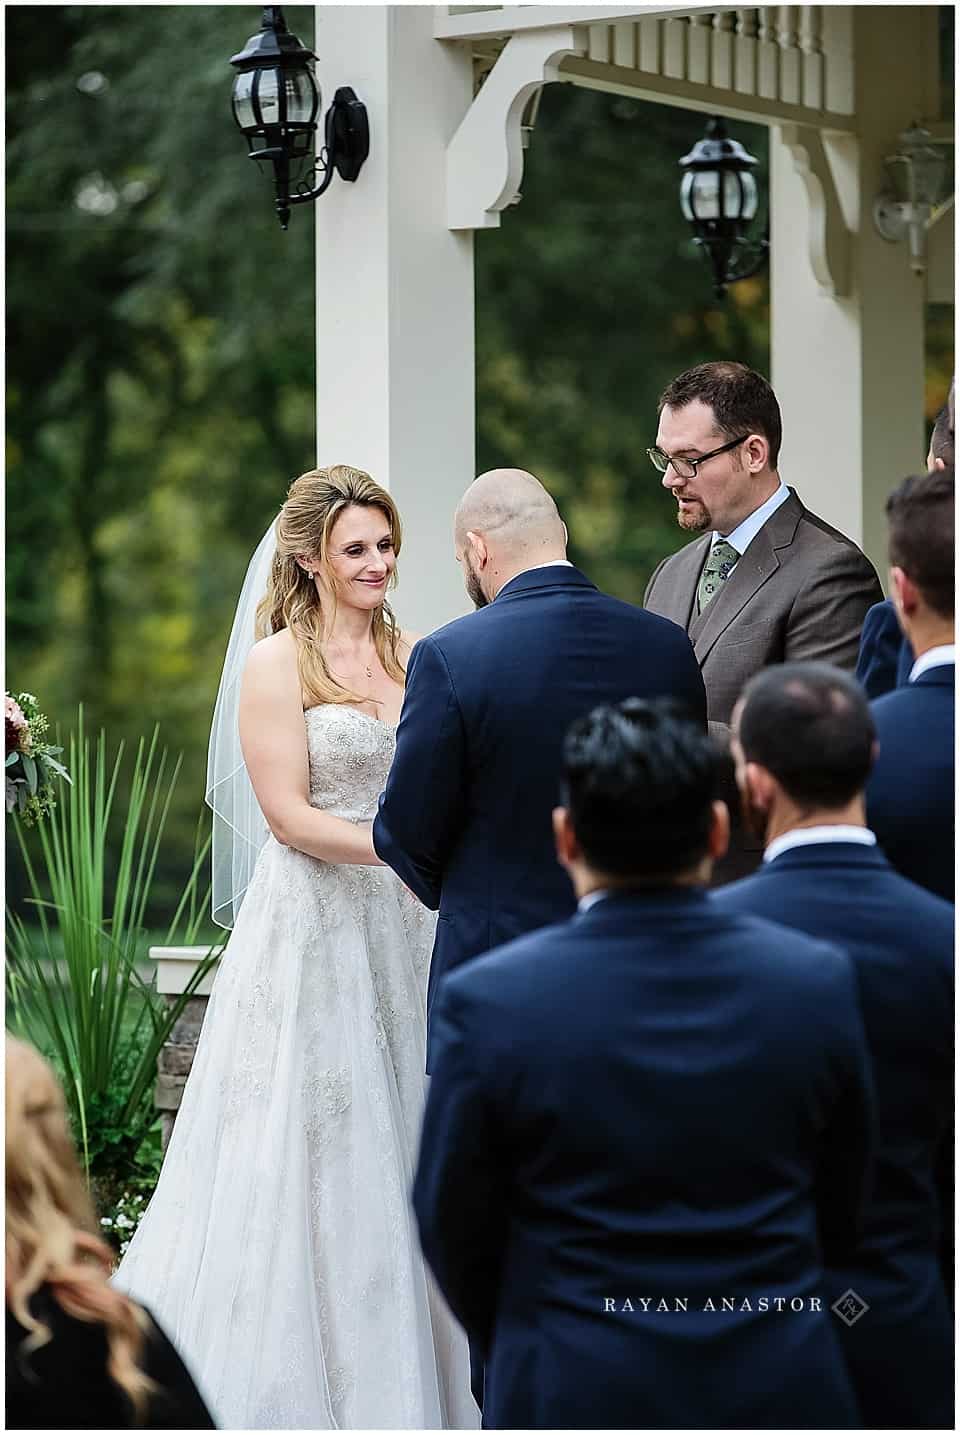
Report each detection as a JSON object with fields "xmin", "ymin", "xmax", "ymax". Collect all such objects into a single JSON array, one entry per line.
[
  {"xmin": 785, "ymin": 545, "xmax": 883, "ymax": 671},
  {"xmin": 373, "ymin": 636, "xmax": 466, "ymax": 910},
  {"xmin": 855, "ymin": 600, "xmax": 903, "ymax": 699},
  {"xmin": 412, "ymin": 978, "xmax": 508, "ymax": 1355},
  {"xmin": 813, "ymin": 948, "xmax": 877, "ymax": 1265},
  {"xmin": 643, "ymin": 555, "xmax": 669, "ymax": 609}
]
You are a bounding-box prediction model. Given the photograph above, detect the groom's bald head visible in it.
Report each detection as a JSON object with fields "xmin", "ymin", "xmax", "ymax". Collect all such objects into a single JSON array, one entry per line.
[
  {"xmin": 454, "ymin": 468, "xmax": 568, "ymax": 607},
  {"xmin": 455, "ymin": 468, "xmax": 566, "ymax": 551}
]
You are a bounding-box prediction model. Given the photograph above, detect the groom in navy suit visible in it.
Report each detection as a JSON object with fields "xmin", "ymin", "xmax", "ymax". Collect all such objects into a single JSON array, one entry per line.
[
  {"xmin": 414, "ymin": 700, "xmax": 874, "ymax": 1429},
  {"xmin": 374, "ymin": 468, "xmax": 706, "ymax": 1065}
]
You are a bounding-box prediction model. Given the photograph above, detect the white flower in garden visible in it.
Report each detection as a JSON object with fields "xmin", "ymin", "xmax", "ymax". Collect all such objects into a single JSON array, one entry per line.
[
  {"xmin": 115, "ymin": 1213, "xmax": 132, "ymax": 1229},
  {"xmin": 101, "ymin": 1216, "xmax": 113, "ymax": 1227}
]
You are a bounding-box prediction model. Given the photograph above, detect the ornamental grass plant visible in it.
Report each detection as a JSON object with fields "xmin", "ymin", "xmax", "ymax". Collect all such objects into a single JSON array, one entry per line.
[{"xmin": 6, "ymin": 709, "xmax": 219, "ymax": 1203}]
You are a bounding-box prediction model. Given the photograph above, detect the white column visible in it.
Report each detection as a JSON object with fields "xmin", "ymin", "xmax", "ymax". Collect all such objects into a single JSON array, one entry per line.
[
  {"xmin": 313, "ymin": 6, "xmax": 475, "ymax": 632},
  {"xmin": 770, "ymin": 7, "xmax": 939, "ymax": 580}
]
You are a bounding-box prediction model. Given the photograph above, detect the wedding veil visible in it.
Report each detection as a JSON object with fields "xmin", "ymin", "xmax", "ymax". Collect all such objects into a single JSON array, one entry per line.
[{"xmin": 205, "ymin": 517, "xmax": 279, "ymax": 928}]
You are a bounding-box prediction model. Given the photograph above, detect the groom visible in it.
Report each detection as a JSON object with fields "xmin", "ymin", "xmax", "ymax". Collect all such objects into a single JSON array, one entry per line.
[{"xmin": 374, "ymin": 468, "xmax": 706, "ymax": 1063}]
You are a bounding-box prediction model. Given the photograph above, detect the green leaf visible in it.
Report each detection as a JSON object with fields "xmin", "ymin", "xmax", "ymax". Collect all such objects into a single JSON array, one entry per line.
[
  {"xmin": 6, "ymin": 753, "xmax": 18, "ymax": 768},
  {"xmin": 21, "ymin": 753, "xmax": 37, "ymax": 794}
]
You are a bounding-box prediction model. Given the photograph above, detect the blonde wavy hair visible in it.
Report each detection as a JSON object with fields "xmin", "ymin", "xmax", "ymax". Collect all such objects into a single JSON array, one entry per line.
[
  {"xmin": 6, "ymin": 1037, "xmax": 156, "ymax": 1422},
  {"xmin": 256, "ymin": 464, "xmax": 406, "ymax": 708}
]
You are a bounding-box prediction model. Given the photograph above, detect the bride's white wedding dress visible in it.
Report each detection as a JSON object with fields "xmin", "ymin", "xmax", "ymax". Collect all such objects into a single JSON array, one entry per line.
[{"xmin": 115, "ymin": 705, "xmax": 477, "ymax": 1430}]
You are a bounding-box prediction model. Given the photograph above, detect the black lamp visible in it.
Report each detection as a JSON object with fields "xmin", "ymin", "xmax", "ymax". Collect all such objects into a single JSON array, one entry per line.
[
  {"xmin": 229, "ymin": 6, "xmax": 369, "ymax": 230},
  {"xmin": 679, "ymin": 117, "xmax": 768, "ymax": 300}
]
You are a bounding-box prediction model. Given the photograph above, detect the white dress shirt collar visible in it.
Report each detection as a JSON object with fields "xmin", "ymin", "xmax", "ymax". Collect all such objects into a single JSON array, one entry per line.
[
  {"xmin": 717, "ymin": 480, "xmax": 790, "ymax": 556},
  {"xmin": 764, "ymin": 825, "xmax": 877, "ymax": 864},
  {"xmin": 578, "ymin": 889, "xmax": 610, "ymax": 913},
  {"xmin": 496, "ymin": 559, "xmax": 574, "ymax": 600},
  {"xmin": 909, "ymin": 644, "xmax": 955, "ymax": 682}
]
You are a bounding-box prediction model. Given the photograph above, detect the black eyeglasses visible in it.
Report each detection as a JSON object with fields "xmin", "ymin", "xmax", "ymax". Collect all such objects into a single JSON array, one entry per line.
[{"xmin": 646, "ymin": 434, "xmax": 748, "ymax": 480}]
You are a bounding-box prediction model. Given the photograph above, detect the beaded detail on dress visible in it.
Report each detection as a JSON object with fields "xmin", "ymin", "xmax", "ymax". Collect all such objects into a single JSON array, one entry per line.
[{"xmin": 114, "ymin": 706, "xmax": 476, "ymax": 1430}]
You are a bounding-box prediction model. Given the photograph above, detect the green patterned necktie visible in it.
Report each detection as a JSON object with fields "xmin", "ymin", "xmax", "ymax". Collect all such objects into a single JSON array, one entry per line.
[{"xmin": 697, "ymin": 538, "xmax": 740, "ymax": 613}]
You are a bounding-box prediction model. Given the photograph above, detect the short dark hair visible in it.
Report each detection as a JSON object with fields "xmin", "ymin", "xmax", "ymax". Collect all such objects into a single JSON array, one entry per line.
[
  {"xmin": 737, "ymin": 663, "xmax": 875, "ymax": 808},
  {"xmin": 658, "ymin": 361, "xmax": 782, "ymax": 468},
  {"xmin": 930, "ymin": 384, "xmax": 954, "ymax": 466},
  {"xmin": 561, "ymin": 698, "xmax": 721, "ymax": 880},
  {"xmin": 887, "ymin": 468, "xmax": 955, "ymax": 618}
]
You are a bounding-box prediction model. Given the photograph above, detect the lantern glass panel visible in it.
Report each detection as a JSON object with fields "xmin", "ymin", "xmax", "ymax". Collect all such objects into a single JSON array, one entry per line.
[
  {"xmin": 740, "ymin": 171, "xmax": 758, "ymax": 220},
  {"xmin": 257, "ymin": 67, "xmax": 281, "ymax": 126},
  {"xmin": 680, "ymin": 172, "xmax": 695, "ymax": 221},
  {"xmin": 883, "ymin": 153, "xmax": 912, "ymax": 204},
  {"xmin": 284, "ymin": 65, "xmax": 318, "ymax": 126},
  {"xmin": 232, "ymin": 71, "xmax": 256, "ymax": 132},
  {"xmin": 687, "ymin": 170, "xmax": 750, "ymax": 221},
  {"xmin": 910, "ymin": 147, "xmax": 946, "ymax": 207}
]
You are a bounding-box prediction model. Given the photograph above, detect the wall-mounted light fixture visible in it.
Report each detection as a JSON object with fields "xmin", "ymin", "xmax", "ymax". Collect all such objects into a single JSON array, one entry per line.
[
  {"xmin": 229, "ymin": 6, "xmax": 369, "ymax": 230},
  {"xmin": 679, "ymin": 117, "xmax": 769, "ymax": 301},
  {"xmin": 873, "ymin": 124, "xmax": 949, "ymax": 276}
]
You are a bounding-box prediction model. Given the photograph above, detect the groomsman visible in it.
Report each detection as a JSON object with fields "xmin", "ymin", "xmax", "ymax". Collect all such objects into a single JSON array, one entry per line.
[
  {"xmin": 713, "ymin": 662, "xmax": 953, "ymax": 1430},
  {"xmin": 414, "ymin": 699, "xmax": 873, "ymax": 1430},
  {"xmin": 856, "ymin": 383, "xmax": 954, "ymax": 698},
  {"xmin": 644, "ymin": 361, "xmax": 881, "ymax": 879},
  {"xmin": 866, "ymin": 467, "xmax": 955, "ymax": 902}
]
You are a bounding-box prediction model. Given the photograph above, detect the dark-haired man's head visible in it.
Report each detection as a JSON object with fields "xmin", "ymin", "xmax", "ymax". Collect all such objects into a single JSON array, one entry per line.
[
  {"xmin": 926, "ymin": 379, "xmax": 955, "ymax": 471},
  {"xmin": 654, "ymin": 362, "xmax": 782, "ymax": 537},
  {"xmin": 554, "ymin": 699, "xmax": 728, "ymax": 896},
  {"xmin": 732, "ymin": 663, "xmax": 877, "ymax": 846},
  {"xmin": 886, "ymin": 467, "xmax": 954, "ymax": 658}
]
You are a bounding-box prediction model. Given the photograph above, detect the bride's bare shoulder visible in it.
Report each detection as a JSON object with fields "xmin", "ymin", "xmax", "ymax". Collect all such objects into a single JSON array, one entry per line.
[
  {"xmin": 244, "ymin": 628, "xmax": 299, "ymax": 687},
  {"xmin": 398, "ymin": 629, "xmax": 424, "ymax": 667}
]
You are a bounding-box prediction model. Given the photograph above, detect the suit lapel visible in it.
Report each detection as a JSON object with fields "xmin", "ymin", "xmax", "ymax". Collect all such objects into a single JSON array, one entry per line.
[
  {"xmin": 689, "ymin": 491, "xmax": 803, "ymax": 665},
  {"xmin": 654, "ymin": 535, "xmax": 712, "ymax": 631}
]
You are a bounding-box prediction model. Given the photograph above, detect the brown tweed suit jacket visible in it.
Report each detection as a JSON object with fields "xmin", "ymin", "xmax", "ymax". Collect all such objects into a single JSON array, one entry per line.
[
  {"xmin": 644, "ymin": 488, "xmax": 883, "ymax": 734},
  {"xmin": 644, "ymin": 489, "xmax": 882, "ymax": 882}
]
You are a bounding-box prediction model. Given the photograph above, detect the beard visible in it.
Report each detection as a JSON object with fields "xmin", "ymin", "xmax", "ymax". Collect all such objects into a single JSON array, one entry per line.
[
  {"xmin": 464, "ymin": 556, "xmax": 489, "ymax": 610},
  {"xmin": 675, "ymin": 496, "xmax": 712, "ymax": 533}
]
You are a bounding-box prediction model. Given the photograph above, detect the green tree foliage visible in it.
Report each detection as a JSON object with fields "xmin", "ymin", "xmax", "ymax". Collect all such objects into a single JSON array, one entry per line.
[{"xmin": 7, "ymin": 5, "xmax": 317, "ymax": 910}]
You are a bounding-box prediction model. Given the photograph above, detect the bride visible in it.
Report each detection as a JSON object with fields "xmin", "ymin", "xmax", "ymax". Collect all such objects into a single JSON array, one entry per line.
[{"xmin": 114, "ymin": 465, "xmax": 477, "ymax": 1430}]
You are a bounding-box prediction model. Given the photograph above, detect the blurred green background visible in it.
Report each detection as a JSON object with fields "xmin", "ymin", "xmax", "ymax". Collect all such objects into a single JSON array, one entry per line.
[{"xmin": 7, "ymin": 6, "xmax": 953, "ymax": 916}]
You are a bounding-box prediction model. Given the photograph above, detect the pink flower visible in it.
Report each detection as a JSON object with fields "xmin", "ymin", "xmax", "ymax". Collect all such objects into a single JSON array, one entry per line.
[{"xmin": 5, "ymin": 695, "xmax": 27, "ymax": 756}]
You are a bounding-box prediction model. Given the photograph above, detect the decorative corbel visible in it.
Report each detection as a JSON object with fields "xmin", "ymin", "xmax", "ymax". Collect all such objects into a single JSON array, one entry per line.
[
  {"xmin": 446, "ymin": 26, "xmax": 585, "ymax": 231},
  {"xmin": 778, "ymin": 123, "xmax": 851, "ymax": 298}
]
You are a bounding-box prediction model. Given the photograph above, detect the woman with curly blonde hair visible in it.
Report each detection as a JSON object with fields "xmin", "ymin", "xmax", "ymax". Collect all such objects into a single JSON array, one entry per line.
[
  {"xmin": 114, "ymin": 466, "xmax": 476, "ymax": 1429},
  {"xmin": 6, "ymin": 1036, "xmax": 213, "ymax": 1428}
]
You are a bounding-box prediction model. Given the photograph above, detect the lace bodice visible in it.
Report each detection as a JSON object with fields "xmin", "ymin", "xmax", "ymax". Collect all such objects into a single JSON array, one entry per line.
[{"xmin": 305, "ymin": 705, "xmax": 397, "ymax": 822}]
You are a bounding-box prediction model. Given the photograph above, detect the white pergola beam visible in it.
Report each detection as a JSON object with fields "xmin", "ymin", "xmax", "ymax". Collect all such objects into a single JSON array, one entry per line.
[
  {"xmin": 447, "ymin": 25, "xmax": 585, "ymax": 229},
  {"xmin": 559, "ymin": 56, "xmax": 856, "ymax": 132},
  {"xmin": 435, "ymin": 5, "xmax": 722, "ymax": 41}
]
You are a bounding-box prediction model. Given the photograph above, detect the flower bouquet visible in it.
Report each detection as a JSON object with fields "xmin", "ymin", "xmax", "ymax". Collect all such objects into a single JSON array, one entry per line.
[{"xmin": 6, "ymin": 692, "xmax": 71, "ymax": 825}]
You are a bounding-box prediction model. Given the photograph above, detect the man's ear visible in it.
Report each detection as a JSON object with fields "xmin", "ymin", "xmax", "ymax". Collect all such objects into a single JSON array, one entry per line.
[
  {"xmin": 743, "ymin": 761, "xmax": 776, "ymax": 817},
  {"xmin": 553, "ymin": 806, "xmax": 580, "ymax": 869},
  {"xmin": 465, "ymin": 530, "xmax": 488, "ymax": 569},
  {"xmin": 743, "ymin": 432, "xmax": 770, "ymax": 473},
  {"xmin": 708, "ymin": 800, "xmax": 730, "ymax": 861},
  {"xmin": 890, "ymin": 565, "xmax": 918, "ymax": 619}
]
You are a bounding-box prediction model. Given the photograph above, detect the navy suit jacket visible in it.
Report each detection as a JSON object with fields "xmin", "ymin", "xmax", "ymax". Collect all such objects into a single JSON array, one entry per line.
[
  {"xmin": 713, "ymin": 842, "xmax": 953, "ymax": 1429},
  {"xmin": 867, "ymin": 663, "xmax": 955, "ymax": 901},
  {"xmin": 855, "ymin": 598, "xmax": 913, "ymax": 698},
  {"xmin": 414, "ymin": 889, "xmax": 874, "ymax": 1430},
  {"xmin": 373, "ymin": 566, "xmax": 707, "ymax": 1061}
]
